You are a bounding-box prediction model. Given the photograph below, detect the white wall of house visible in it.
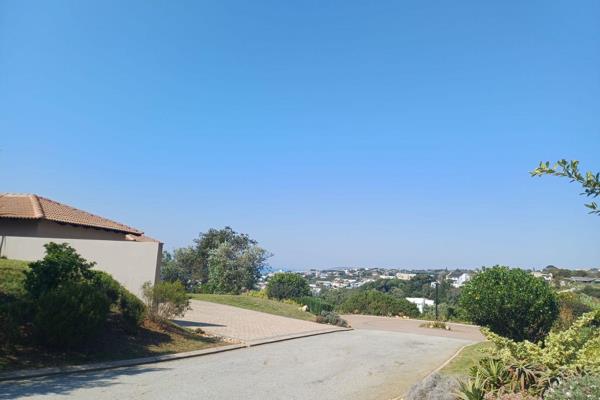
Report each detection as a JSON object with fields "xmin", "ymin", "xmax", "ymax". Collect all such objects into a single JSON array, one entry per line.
[
  {"xmin": 405, "ymin": 297, "xmax": 435, "ymax": 313},
  {"xmin": 0, "ymin": 235, "xmax": 161, "ymax": 298}
]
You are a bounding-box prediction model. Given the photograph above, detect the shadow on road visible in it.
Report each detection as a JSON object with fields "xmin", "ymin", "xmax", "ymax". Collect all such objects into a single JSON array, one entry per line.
[
  {"xmin": 0, "ymin": 365, "xmax": 168, "ymax": 399},
  {"xmin": 173, "ymin": 320, "xmax": 226, "ymax": 328}
]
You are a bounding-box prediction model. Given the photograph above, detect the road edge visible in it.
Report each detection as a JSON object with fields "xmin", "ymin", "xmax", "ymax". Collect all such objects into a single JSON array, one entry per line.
[{"xmin": 0, "ymin": 327, "xmax": 352, "ymax": 382}]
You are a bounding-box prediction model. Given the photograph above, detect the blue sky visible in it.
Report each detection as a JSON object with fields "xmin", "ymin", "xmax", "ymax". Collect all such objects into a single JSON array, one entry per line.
[{"xmin": 1, "ymin": 1, "xmax": 599, "ymax": 270}]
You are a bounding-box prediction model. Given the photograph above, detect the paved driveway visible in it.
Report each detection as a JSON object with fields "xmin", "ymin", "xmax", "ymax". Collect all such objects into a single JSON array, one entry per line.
[
  {"xmin": 1, "ymin": 329, "xmax": 474, "ymax": 400},
  {"xmin": 344, "ymin": 315, "xmax": 485, "ymax": 342},
  {"xmin": 174, "ymin": 300, "xmax": 346, "ymax": 343}
]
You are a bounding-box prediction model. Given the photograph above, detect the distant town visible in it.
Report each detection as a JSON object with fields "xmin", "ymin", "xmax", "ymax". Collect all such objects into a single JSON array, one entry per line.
[{"xmin": 259, "ymin": 266, "xmax": 600, "ymax": 295}]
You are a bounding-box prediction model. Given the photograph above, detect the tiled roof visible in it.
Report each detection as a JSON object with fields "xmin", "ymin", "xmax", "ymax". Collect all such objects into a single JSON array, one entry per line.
[{"xmin": 0, "ymin": 193, "xmax": 143, "ymax": 235}]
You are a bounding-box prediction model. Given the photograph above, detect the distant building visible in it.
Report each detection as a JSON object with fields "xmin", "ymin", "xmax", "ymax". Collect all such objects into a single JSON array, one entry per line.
[
  {"xmin": 396, "ymin": 272, "xmax": 416, "ymax": 281},
  {"xmin": 532, "ymin": 271, "xmax": 553, "ymax": 282},
  {"xmin": 406, "ymin": 297, "xmax": 435, "ymax": 313},
  {"xmin": 451, "ymin": 272, "xmax": 472, "ymax": 288},
  {"xmin": 569, "ymin": 276, "xmax": 600, "ymax": 284}
]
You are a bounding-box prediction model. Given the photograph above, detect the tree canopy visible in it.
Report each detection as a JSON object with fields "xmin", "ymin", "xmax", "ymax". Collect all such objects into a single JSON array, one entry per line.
[
  {"xmin": 459, "ymin": 266, "xmax": 558, "ymax": 342},
  {"xmin": 161, "ymin": 227, "xmax": 271, "ymax": 293}
]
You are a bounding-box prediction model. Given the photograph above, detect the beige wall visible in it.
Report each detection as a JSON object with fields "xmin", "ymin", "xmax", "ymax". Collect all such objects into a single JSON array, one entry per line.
[
  {"xmin": 0, "ymin": 235, "xmax": 161, "ymax": 298},
  {"xmin": 0, "ymin": 219, "xmax": 126, "ymax": 241}
]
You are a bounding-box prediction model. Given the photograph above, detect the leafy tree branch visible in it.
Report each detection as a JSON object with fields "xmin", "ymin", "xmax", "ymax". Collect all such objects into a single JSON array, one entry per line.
[{"xmin": 531, "ymin": 159, "xmax": 600, "ymax": 215}]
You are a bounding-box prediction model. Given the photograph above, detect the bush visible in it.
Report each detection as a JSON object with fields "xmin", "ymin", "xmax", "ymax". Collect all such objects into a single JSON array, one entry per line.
[
  {"xmin": 481, "ymin": 309, "xmax": 600, "ymax": 393},
  {"xmin": 90, "ymin": 271, "xmax": 146, "ymax": 332},
  {"xmin": 406, "ymin": 373, "xmax": 458, "ymax": 400},
  {"xmin": 25, "ymin": 243, "xmax": 96, "ymax": 299},
  {"xmin": 338, "ymin": 290, "xmax": 419, "ymax": 317},
  {"xmin": 266, "ymin": 272, "xmax": 311, "ymax": 300},
  {"xmin": 143, "ymin": 281, "xmax": 190, "ymax": 321},
  {"xmin": 581, "ymin": 285, "xmax": 600, "ymax": 299},
  {"xmin": 119, "ymin": 289, "xmax": 146, "ymax": 332},
  {"xmin": 459, "ymin": 266, "xmax": 559, "ymax": 342},
  {"xmin": 554, "ymin": 292, "xmax": 593, "ymax": 331},
  {"xmin": 315, "ymin": 311, "xmax": 349, "ymax": 327},
  {"xmin": 544, "ymin": 374, "xmax": 600, "ymax": 400},
  {"xmin": 33, "ymin": 281, "xmax": 111, "ymax": 348},
  {"xmin": 298, "ymin": 296, "xmax": 333, "ymax": 315},
  {"xmin": 24, "ymin": 243, "xmax": 147, "ymax": 347}
]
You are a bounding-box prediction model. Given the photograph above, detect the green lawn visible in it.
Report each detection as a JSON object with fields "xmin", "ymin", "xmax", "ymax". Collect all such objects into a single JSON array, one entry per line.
[
  {"xmin": 190, "ymin": 293, "xmax": 316, "ymax": 322},
  {"xmin": 0, "ymin": 258, "xmax": 29, "ymax": 297},
  {"xmin": 439, "ymin": 341, "xmax": 494, "ymax": 377}
]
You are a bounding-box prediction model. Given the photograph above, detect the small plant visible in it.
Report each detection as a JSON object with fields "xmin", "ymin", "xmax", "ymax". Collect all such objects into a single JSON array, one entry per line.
[
  {"xmin": 544, "ymin": 374, "xmax": 600, "ymax": 400},
  {"xmin": 244, "ymin": 289, "xmax": 268, "ymax": 299},
  {"xmin": 143, "ymin": 281, "xmax": 191, "ymax": 322},
  {"xmin": 457, "ymin": 374, "xmax": 486, "ymax": 400},
  {"xmin": 315, "ymin": 311, "xmax": 349, "ymax": 327},
  {"xmin": 420, "ymin": 321, "xmax": 450, "ymax": 330},
  {"xmin": 406, "ymin": 373, "xmax": 459, "ymax": 400},
  {"xmin": 298, "ymin": 296, "xmax": 334, "ymax": 315}
]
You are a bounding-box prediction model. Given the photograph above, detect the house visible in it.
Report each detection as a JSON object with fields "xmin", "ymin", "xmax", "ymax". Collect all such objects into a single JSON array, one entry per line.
[
  {"xmin": 0, "ymin": 193, "xmax": 162, "ymax": 297},
  {"xmin": 396, "ymin": 272, "xmax": 416, "ymax": 281},
  {"xmin": 531, "ymin": 271, "xmax": 553, "ymax": 282},
  {"xmin": 405, "ymin": 297, "xmax": 435, "ymax": 313},
  {"xmin": 447, "ymin": 272, "xmax": 472, "ymax": 288}
]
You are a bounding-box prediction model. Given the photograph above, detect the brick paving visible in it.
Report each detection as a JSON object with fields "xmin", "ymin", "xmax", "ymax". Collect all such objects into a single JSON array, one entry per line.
[
  {"xmin": 342, "ymin": 314, "xmax": 485, "ymax": 341},
  {"xmin": 175, "ymin": 300, "xmax": 346, "ymax": 343}
]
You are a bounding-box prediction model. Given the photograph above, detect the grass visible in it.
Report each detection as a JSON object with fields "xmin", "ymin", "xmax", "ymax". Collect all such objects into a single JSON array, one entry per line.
[
  {"xmin": 0, "ymin": 258, "xmax": 29, "ymax": 297},
  {"xmin": 439, "ymin": 341, "xmax": 494, "ymax": 377},
  {"xmin": 190, "ymin": 293, "xmax": 316, "ymax": 322},
  {"xmin": 0, "ymin": 317, "xmax": 224, "ymax": 372}
]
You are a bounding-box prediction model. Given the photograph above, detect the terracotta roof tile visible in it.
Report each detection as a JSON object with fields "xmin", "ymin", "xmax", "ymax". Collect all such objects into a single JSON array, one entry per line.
[{"xmin": 0, "ymin": 193, "xmax": 143, "ymax": 235}]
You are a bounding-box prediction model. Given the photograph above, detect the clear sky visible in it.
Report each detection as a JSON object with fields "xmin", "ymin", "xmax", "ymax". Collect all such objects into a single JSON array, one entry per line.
[{"xmin": 1, "ymin": 1, "xmax": 599, "ymax": 270}]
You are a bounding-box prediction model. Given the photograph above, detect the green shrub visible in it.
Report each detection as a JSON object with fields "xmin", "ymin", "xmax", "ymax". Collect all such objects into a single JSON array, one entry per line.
[
  {"xmin": 544, "ymin": 374, "xmax": 600, "ymax": 400},
  {"xmin": 119, "ymin": 289, "xmax": 146, "ymax": 332},
  {"xmin": 338, "ymin": 290, "xmax": 419, "ymax": 317},
  {"xmin": 554, "ymin": 292, "xmax": 593, "ymax": 331},
  {"xmin": 33, "ymin": 281, "xmax": 111, "ymax": 348},
  {"xmin": 266, "ymin": 272, "xmax": 310, "ymax": 300},
  {"xmin": 298, "ymin": 296, "xmax": 333, "ymax": 315},
  {"xmin": 581, "ymin": 285, "xmax": 600, "ymax": 299},
  {"xmin": 459, "ymin": 266, "xmax": 559, "ymax": 342},
  {"xmin": 25, "ymin": 243, "xmax": 96, "ymax": 299},
  {"xmin": 315, "ymin": 311, "xmax": 349, "ymax": 327},
  {"xmin": 483, "ymin": 309, "xmax": 600, "ymax": 387},
  {"xmin": 142, "ymin": 281, "xmax": 190, "ymax": 321},
  {"xmin": 318, "ymin": 288, "xmax": 354, "ymax": 308},
  {"xmin": 24, "ymin": 243, "xmax": 146, "ymax": 347},
  {"xmin": 90, "ymin": 271, "xmax": 146, "ymax": 332}
]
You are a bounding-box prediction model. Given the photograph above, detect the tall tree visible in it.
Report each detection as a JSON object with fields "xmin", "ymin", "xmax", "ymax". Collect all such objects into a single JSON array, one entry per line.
[
  {"xmin": 161, "ymin": 227, "xmax": 270, "ymax": 292},
  {"xmin": 531, "ymin": 159, "xmax": 600, "ymax": 215},
  {"xmin": 207, "ymin": 241, "xmax": 270, "ymax": 294}
]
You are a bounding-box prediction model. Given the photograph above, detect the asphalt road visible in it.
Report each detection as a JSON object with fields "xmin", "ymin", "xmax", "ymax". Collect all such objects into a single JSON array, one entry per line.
[{"xmin": 0, "ymin": 329, "xmax": 472, "ymax": 400}]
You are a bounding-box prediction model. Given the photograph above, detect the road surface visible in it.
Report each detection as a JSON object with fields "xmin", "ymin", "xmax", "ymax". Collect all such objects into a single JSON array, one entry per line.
[{"xmin": 0, "ymin": 329, "xmax": 474, "ymax": 400}]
